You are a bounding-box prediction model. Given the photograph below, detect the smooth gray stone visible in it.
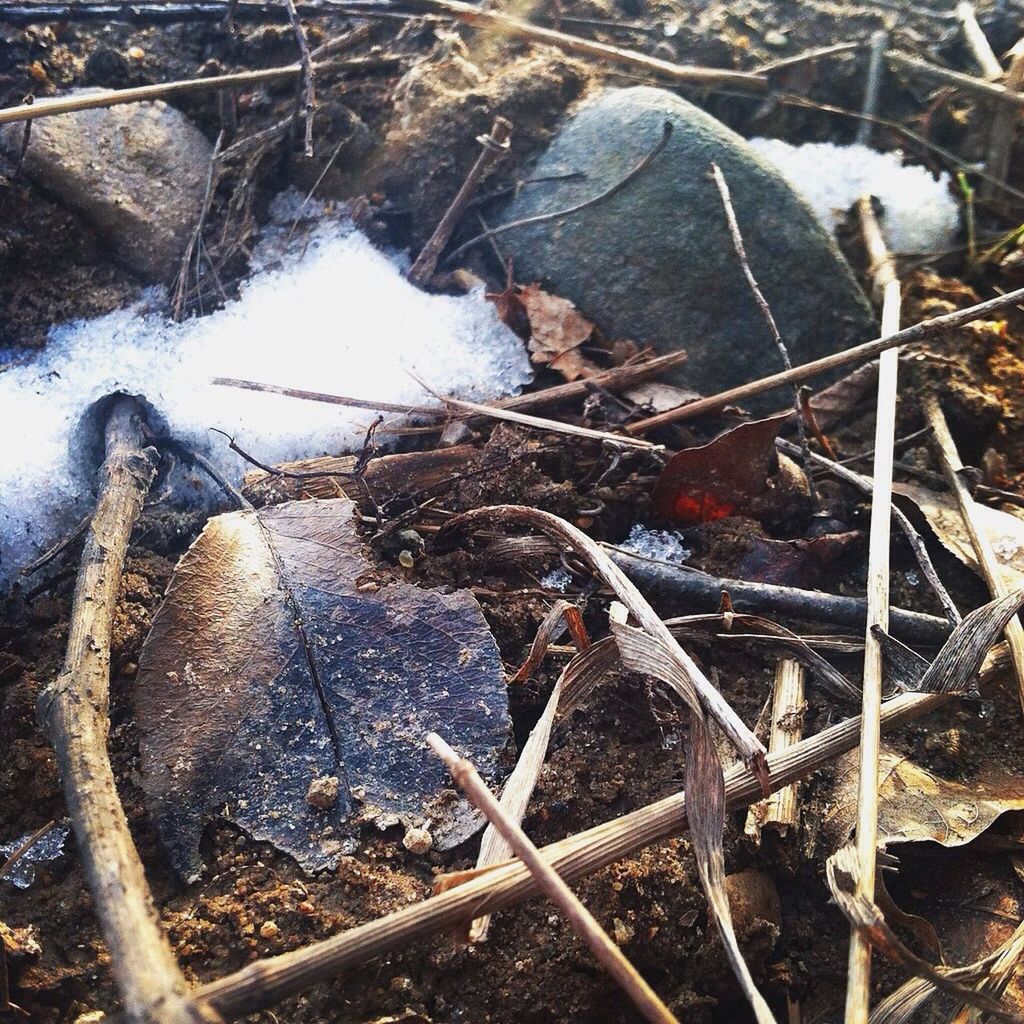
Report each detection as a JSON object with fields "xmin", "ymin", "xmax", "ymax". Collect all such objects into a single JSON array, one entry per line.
[
  {"xmin": 1, "ymin": 91, "xmax": 212, "ymax": 281},
  {"xmin": 498, "ymin": 86, "xmax": 876, "ymax": 402}
]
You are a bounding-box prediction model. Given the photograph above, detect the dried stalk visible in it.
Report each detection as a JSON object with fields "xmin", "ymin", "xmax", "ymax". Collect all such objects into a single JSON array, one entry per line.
[
  {"xmin": 856, "ymin": 30, "xmax": 888, "ymax": 146},
  {"xmin": 283, "ymin": 0, "xmax": 317, "ymax": 157},
  {"xmin": 956, "ymin": 2, "xmax": 1003, "ymax": 81},
  {"xmin": 408, "ymin": 117, "xmax": 512, "ymax": 286},
  {"xmin": 886, "ymin": 50, "xmax": 1024, "ymax": 107},
  {"xmin": 845, "ymin": 196, "xmax": 902, "ymax": 1024},
  {"xmin": 427, "ymin": 733, "xmax": 680, "ymax": 1024},
  {"xmin": 923, "ymin": 395, "xmax": 1024, "ymax": 711},
  {"xmin": 192, "ymin": 651, "xmax": 1009, "ymax": 1020},
  {"xmin": 745, "ymin": 659, "xmax": 805, "ymax": 836},
  {"xmin": 443, "ymin": 505, "xmax": 769, "ymax": 784},
  {"xmin": 624, "ymin": 282, "xmax": 1024, "ymax": 434},
  {"xmin": 35, "ymin": 397, "xmax": 213, "ymax": 1024},
  {"xmin": 982, "ymin": 38, "xmax": 1024, "ymax": 202},
  {"xmin": 0, "ymin": 55, "xmax": 394, "ymax": 126},
  {"xmin": 437, "ymin": 395, "xmax": 664, "ymax": 451}
]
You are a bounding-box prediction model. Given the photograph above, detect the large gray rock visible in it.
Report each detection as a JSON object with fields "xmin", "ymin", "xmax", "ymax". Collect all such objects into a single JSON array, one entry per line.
[
  {"xmin": 499, "ymin": 87, "xmax": 876, "ymax": 400},
  {"xmin": 1, "ymin": 92, "xmax": 212, "ymax": 281}
]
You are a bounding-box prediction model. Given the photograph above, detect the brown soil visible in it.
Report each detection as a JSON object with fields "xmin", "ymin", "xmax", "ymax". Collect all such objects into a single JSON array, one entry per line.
[{"xmin": 4, "ymin": 2, "xmax": 1024, "ymax": 1023}]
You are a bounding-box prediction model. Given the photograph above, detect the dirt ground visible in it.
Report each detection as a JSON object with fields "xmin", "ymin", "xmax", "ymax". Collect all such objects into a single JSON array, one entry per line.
[{"xmin": 4, "ymin": 1, "xmax": 1024, "ymax": 1022}]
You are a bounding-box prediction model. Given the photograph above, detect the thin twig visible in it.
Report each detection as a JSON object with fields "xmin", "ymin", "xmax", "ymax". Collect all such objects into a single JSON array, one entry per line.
[
  {"xmin": 0, "ymin": 821, "xmax": 56, "ymax": 883},
  {"xmin": 408, "ymin": 117, "xmax": 512, "ymax": 286},
  {"xmin": 956, "ymin": 2, "xmax": 1003, "ymax": 81},
  {"xmin": 845, "ymin": 195, "xmax": 902, "ymax": 1024},
  {"xmin": 624, "ymin": 282, "xmax": 1024, "ymax": 434},
  {"xmin": 887, "ymin": 50, "xmax": 1024, "ymax": 108},
  {"xmin": 0, "ymin": 55, "xmax": 397, "ymax": 126},
  {"xmin": 35, "ymin": 398, "xmax": 211, "ymax": 1024},
  {"xmin": 709, "ymin": 162, "xmax": 818, "ymax": 506},
  {"xmin": 282, "ymin": 0, "xmax": 316, "ymax": 156},
  {"xmin": 446, "ymin": 121, "xmax": 674, "ymax": 263},
  {"xmin": 924, "ymin": 395, "xmax": 1024, "ymax": 712},
  {"xmin": 982, "ymin": 37, "xmax": 1024, "ymax": 202},
  {"xmin": 427, "ymin": 733, "xmax": 680, "ymax": 1024},
  {"xmin": 18, "ymin": 513, "xmax": 91, "ymax": 577},
  {"xmin": 856, "ymin": 30, "xmax": 888, "ymax": 146}
]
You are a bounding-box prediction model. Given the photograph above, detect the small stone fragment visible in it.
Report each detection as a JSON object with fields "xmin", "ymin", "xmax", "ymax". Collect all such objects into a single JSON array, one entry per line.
[
  {"xmin": 259, "ymin": 920, "xmax": 279, "ymax": 939},
  {"xmin": 402, "ymin": 826, "xmax": 433, "ymax": 854},
  {"xmin": 306, "ymin": 775, "xmax": 340, "ymax": 810}
]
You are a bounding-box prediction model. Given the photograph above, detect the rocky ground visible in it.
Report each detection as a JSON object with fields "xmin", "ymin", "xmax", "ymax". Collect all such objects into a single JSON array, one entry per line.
[{"xmin": 4, "ymin": 1, "xmax": 1024, "ymax": 1023}]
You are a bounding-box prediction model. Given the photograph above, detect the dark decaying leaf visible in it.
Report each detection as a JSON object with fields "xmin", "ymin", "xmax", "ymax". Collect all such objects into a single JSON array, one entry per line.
[
  {"xmin": 826, "ymin": 845, "xmax": 1023, "ymax": 1023},
  {"xmin": 609, "ymin": 616, "xmax": 777, "ymax": 1024},
  {"xmin": 134, "ymin": 498, "xmax": 510, "ymax": 879},
  {"xmin": 651, "ymin": 413, "xmax": 790, "ymax": 525}
]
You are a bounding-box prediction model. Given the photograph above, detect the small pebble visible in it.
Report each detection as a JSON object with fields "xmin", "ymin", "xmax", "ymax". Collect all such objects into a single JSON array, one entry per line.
[
  {"xmin": 127, "ymin": 45, "xmax": 145, "ymax": 60},
  {"xmin": 259, "ymin": 920, "xmax": 279, "ymax": 939},
  {"xmin": 305, "ymin": 775, "xmax": 340, "ymax": 810},
  {"xmin": 402, "ymin": 826, "xmax": 433, "ymax": 854},
  {"xmin": 764, "ymin": 29, "xmax": 788, "ymax": 47}
]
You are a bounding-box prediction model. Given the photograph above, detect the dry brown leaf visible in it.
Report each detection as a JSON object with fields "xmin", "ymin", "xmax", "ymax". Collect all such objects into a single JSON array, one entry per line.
[
  {"xmin": 823, "ymin": 745, "xmax": 1024, "ymax": 853},
  {"xmin": 894, "ymin": 480, "xmax": 1024, "ymax": 588},
  {"xmin": 518, "ymin": 283, "xmax": 596, "ymax": 381}
]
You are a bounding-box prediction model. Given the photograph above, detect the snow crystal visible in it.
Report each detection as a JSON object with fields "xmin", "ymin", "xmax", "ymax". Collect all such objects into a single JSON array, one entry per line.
[
  {"xmin": 747, "ymin": 139, "xmax": 960, "ymax": 255},
  {"xmin": 0, "ymin": 206, "xmax": 531, "ymax": 583},
  {"xmin": 619, "ymin": 525, "xmax": 691, "ymax": 564},
  {"xmin": 1, "ymin": 821, "xmax": 71, "ymax": 889},
  {"xmin": 541, "ymin": 567, "xmax": 573, "ymax": 592}
]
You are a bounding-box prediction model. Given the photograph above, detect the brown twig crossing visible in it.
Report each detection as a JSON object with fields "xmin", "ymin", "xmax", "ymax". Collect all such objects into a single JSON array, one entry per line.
[{"xmin": 35, "ymin": 397, "xmax": 216, "ymax": 1024}]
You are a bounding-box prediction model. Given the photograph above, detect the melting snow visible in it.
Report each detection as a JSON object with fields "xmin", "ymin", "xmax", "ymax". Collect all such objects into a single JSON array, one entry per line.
[
  {"xmin": 0, "ymin": 200, "xmax": 531, "ymax": 583},
  {"xmin": 619, "ymin": 525, "xmax": 692, "ymax": 564},
  {"xmin": 748, "ymin": 139, "xmax": 960, "ymax": 255}
]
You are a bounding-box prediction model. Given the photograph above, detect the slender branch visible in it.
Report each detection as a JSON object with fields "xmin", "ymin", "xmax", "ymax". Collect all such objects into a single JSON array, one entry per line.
[
  {"xmin": 856, "ymin": 30, "xmax": 888, "ymax": 146},
  {"xmin": 446, "ymin": 121, "xmax": 674, "ymax": 262},
  {"xmin": 427, "ymin": 734, "xmax": 680, "ymax": 1024},
  {"xmin": 982, "ymin": 37, "xmax": 1024, "ymax": 201},
  {"xmin": 408, "ymin": 117, "xmax": 512, "ymax": 286},
  {"xmin": 624, "ymin": 282, "xmax": 1024, "ymax": 434},
  {"xmin": 283, "ymin": 0, "xmax": 317, "ymax": 157},
  {"xmin": 924, "ymin": 395, "xmax": 1024, "ymax": 711},
  {"xmin": 35, "ymin": 397, "xmax": 214, "ymax": 1024},
  {"xmin": 887, "ymin": 50, "xmax": 1024, "ymax": 107},
  {"xmin": 845, "ymin": 196, "xmax": 902, "ymax": 1024},
  {"xmin": 191, "ymin": 658, "xmax": 1009, "ymax": 1020},
  {"xmin": 0, "ymin": 55, "xmax": 396, "ymax": 126},
  {"xmin": 956, "ymin": 2, "xmax": 1003, "ymax": 81}
]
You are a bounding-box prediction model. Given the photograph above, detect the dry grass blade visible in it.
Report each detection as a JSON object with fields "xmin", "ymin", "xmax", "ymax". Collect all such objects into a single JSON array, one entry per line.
[
  {"xmin": 924, "ymin": 395, "xmax": 1024, "ymax": 710},
  {"xmin": 442, "ymin": 505, "xmax": 769, "ymax": 786},
  {"xmin": 192, "ymin": 642, "xmax": 1010, "ymax": 1019},
  {"xmin": 610, "ymin": 611, "xmax": 777, "ymax": 1024},
  {"xmin": 828, "ymin": 845, "xmax": 1024, "ymax": 1023},
  {"xmin": 469, "ymin": 602, "xmax": 598, "ymax": 942},
  {"xmin": 427, "ymin": 733, "xmax": 681, "ymax": 1024},
  {"xmin": 845, "ymin": 195, "xmax": 903, "ymax": 1024}
]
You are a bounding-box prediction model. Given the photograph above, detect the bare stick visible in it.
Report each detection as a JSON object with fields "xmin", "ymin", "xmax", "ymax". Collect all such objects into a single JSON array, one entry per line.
[
  {"xmin": 0, "ymin": 55, "xmax": 394, "ymax": 126},
  {"xmin": 624, "ymin": 282, "xmax": 1024, "ymax": 434},
  {"xmin": 408, "ymin": 117, "xmax": 512, "ymax": 286},
  {"xmin": 886, "ymin": 50, "xmax": 1024, "ymax": 108},
  {"xmin": 856, "ymin": 30, "xmax": 888, "ymax": 146},
  {"xmin": 427, "ymin": 733, "xmax": 680, "ymax": 1024},
  {"xmin": 437, "ymin": 395, "xmax": 663, "ymax": 451},
  {"xmin": 982, "ymin": 38, "xmax": 1024, "ymax": 201},
  {"xmin": 35, "ymin": 397, "xmax": 213, "ymax": 1024},
  {"xmin": 845, "ymin": 196, "xmax": 902, "ymax": 1024},
  {"xmin": 447, "ymin": 121, "xmax": 673, "ymax": 263},
  {"xmin": 710, "ymin": 162, "xmax": 817, "ymax": 505},
  {"xmin": 956, "ymin": 3, "xmax": 1003, "ymax": 81},
  {"xmin": 192, "ymin": 658, "xmax": 1009, "ymax": 1020},
  {"xmin": 283, "ymin": 0, "xmax": 317, "ymax": 157},
  {"xmin": 745, "ymin": 659, "xmax": 805, "ymax": 836},
  {"xmin": 924, "ymin": 395, "xmax": 1024, "ymax": 711}
]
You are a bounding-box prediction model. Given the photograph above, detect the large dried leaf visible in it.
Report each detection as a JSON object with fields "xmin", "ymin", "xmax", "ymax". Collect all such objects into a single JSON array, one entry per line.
[
  {"xmin": 823, "ymin": 745, "xmax": 1024, "ymax": 854},
  {"xmin": 651, "ymin": 413, "xmax": 790, "ymax": 525},
  {"xmin": 135, "ymin": 498, "xmax": 510, "ymax": 879},
  {"xmin": 894, "ymin": 481, "xmax": 1024, "ymax": 588}
]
